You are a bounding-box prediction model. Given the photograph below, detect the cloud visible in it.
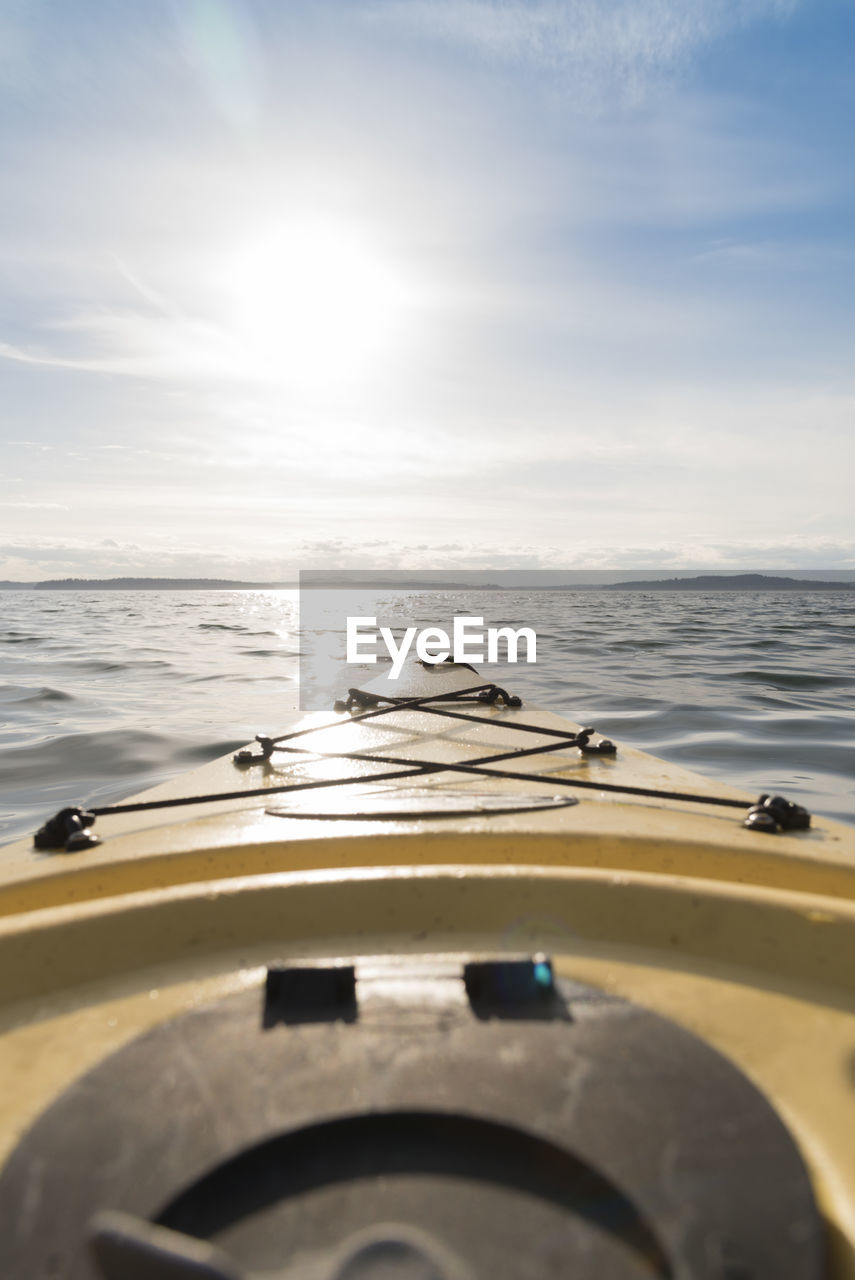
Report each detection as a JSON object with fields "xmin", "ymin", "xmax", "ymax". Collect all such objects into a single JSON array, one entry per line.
[
  {"xmin": 296, "ymin": 535, "xmax": 855, "ymax": 571},
  {"xmin": 13, "ymin": 314, "xmax": 235, "ymax": 381},
  {"xmin": 366, "ymin": 0, "xmax": 799, "ymax": 101},
  {"xmin": 0, "ymin": 502, "xmax": 68, "ymax": 510},
  {"xmin": 0, "ymin": 537, "xmax": 289, "ymax": 581},
  {"xmin": 3, "ymin": 528, "xmax": 853, "ymax": 583}
]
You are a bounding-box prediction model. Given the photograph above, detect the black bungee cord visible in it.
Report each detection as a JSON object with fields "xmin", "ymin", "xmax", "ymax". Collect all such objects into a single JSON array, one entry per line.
[{"xmin": 33, "ymin": 680, "xmax": 811, "ymax": 852}]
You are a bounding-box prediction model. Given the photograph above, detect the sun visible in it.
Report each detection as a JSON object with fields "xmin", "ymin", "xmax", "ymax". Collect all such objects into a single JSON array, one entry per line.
[{"xmin": 224, "ymin": 217, "xmax": 408, "ymax": 386}]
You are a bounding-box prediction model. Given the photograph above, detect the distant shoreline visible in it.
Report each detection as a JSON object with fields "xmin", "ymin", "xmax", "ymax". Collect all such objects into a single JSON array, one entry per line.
[
  {"xmin": 0, "ymin": 578, "xmax": 296, "ymax": 591},
  {"xmin": 1, "ymin": 573, "xmax": 854, "ymax": 591},
  {"xmin": 603, "ymin": 573, "xmax": 855, "ymax": 591}
]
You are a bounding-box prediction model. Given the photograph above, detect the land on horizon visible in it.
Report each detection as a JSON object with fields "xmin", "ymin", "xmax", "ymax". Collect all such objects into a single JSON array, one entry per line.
[
  {"xmin": 604, "ymin": 573, "xmax": 855, "ymax": 591},
  {"xmin": 0, "ymin": 577, "xmax": 295, "ymax": 591},
  {"xmin": 2, "ymin": 573, "xmax": 855, "ymax": 591}
]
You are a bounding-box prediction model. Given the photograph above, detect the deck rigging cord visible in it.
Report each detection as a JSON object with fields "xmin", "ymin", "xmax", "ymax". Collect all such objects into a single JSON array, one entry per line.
[{"xmin": 33, "ymin": 677, "xmax": 811, "ymax": 851}]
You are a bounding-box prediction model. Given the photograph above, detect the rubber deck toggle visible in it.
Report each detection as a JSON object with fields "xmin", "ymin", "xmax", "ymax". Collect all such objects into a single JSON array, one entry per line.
[{"xmin": 33, "ymin": 806, "xmax": 100, "ymax": 853}]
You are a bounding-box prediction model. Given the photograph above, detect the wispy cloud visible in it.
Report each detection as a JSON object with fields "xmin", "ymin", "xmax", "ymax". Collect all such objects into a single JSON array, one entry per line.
[
  {"xmin": 0, "ymin": 308, "xmax": 237, "ymax": 381},
  {"xmin": 0, "ymin": 502, "xmax": 69, "ymax": 511},
  {"xmin": 366, "ymin": 0, "xmax": 799, "ymax": 100}
]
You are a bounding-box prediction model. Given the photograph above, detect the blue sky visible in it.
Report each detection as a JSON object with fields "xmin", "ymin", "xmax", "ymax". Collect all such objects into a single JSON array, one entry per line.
[{"xmin": 1, "ymin": 0, "xmax": 853, "ymax": 579}]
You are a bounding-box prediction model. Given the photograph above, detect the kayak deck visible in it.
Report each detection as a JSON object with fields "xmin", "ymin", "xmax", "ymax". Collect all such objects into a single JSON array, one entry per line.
[{"xmin": 0, "ymin": 662, "xmax": 853, "ymax": 915}]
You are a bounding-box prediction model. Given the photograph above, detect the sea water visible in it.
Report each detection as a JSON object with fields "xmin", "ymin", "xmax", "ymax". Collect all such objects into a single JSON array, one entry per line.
[{"xmin": 1, "ymin": 587, "xmax": 853, "ymax": 845}]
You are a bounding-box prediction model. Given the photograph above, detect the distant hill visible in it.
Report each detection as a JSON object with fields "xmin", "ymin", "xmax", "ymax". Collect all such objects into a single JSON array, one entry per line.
[
  {"xmin": 607, "ymin": 573, "xmax": 855, "ymax": 591},
  {"xmin": 0, "ymin": 577, "xmax": 294, "ymax": 590}
]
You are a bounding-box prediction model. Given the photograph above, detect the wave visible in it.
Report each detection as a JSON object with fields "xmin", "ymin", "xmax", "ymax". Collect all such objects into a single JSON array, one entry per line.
[
  {"xmin": 717, "ymin": 669, "xmax": 852, "ymax": 690},
  {"xmin": 0, "ymin": 730, "xmax": 253, "ymax": 845},
  {"xmin": 0, "ymin": 684, "xmax": 75, "ymax": 704}
]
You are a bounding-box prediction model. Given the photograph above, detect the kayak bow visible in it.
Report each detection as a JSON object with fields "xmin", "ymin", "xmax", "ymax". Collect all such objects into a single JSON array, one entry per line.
[{"xmin": 1, "ymin": 661, "xmax": 854, "ymax": 1278}]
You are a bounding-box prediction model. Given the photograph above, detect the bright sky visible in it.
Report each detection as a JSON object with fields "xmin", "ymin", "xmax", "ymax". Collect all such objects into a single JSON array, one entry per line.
[{"xmin": 1, "ymin": 0, "xmax": 853, "ymax": 579}]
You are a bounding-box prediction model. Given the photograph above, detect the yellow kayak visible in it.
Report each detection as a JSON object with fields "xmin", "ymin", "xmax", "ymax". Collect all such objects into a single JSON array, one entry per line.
[{"xmin": 1, "ymin": 660, "xmax": 854, "ymax": 1278}]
